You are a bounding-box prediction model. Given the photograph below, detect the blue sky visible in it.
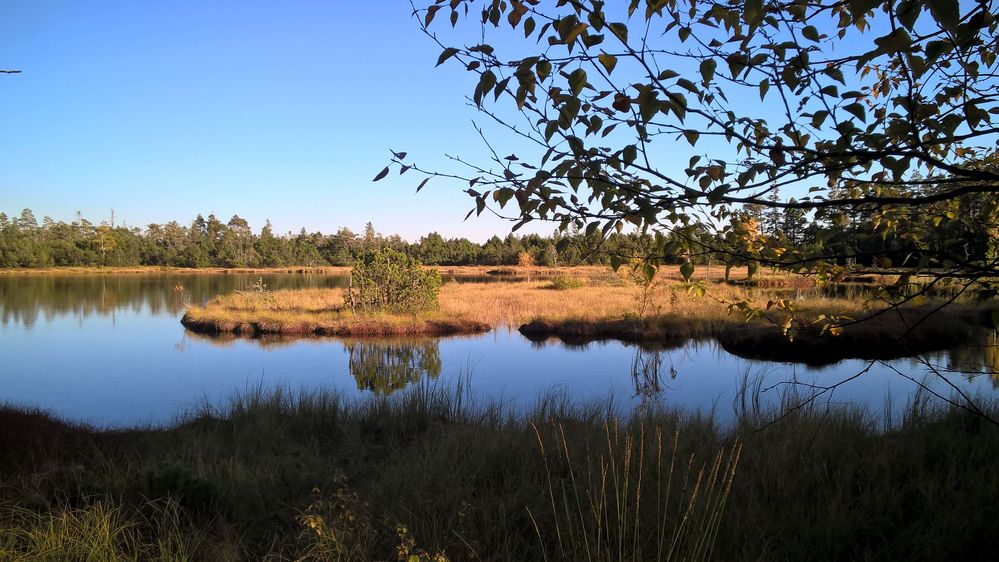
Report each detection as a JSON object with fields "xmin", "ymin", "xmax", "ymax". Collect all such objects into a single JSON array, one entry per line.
[
  {"xmin": 0, "ymin": 2, "xmax": 903, "ymax": 241},
  {"xmin": 0, "ymin": 1, "xmax": 531, "ymax": 241}
]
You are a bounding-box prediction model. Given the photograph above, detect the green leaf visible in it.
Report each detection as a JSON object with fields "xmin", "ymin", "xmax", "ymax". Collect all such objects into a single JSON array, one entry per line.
[
  {"xmin": 680, "ymin": 261, "xmax": 694, "ymax": 281},
  {"xmin": 436, "ymin": 47, "xmax": 459, "ymax": 67},
  {"xmin": 897, "ymin": 0, "xmax": 922, "ymax": 29},
  {"xmin": 638, "ymin": 91, "xmax": 660, "ymax": 122},
  {"xmin": 744, "ymin": 0, "xmax": 764, "ymax": 25},
  {"xmin": 683, "ymin": 130, "xmax": 699, "ymax": 146},
  {"xmin": 847, "ymin": 0, "xmax": 879, "ymax": 21},
  {"xmin": 566, "ymin": 22, "xmax": 588, "ymax": 45},
  {"xmin": 925, "ymin": 40, "xmax": 949, "ymax": 61},
  {"xmin": 802, "ymin": 25, "xmax": 820, "ymax": 41},
  {"xmin": 608, "ymin": 22, "xmax": 628, "ymax": 44},
  {"xmin": 372, "ymin": 167, "xmax": 390, "ymax": 182},
  {"xmin": 507, "ymin": 2, "xmax": 528, "ymax": 28},
  {"xmin": 568, "ymin": 68, "xmax": 587, "ymax": 96},
  {"xmin": 676, "ymin": 78, "xmax": 698, "ymax": 93},
  {"xmin": 622, "ymin": 144, "xmax": 638, "ymax": 165},
  {"xmin": 726, "ymin": 53, "xmax": 748, "ymax": 78},
  {"xmin": 493, "ymin": 188, "xmax": 515, "ymax": 207},
  {"xmin": 524, "ymin": 16, "xmax": 536, "ymax": 37},
  {"xmin": 874, "ymin": 29, "xmax": 912, "ymax": 54},
  {"xmin": 699, "ymin": 59, "xmax": 717, "ymax": 83},
  {"xmin": 824, "ymin": 67, "xmax": 845, "ymax": 84},
  {"xmin": 759, "ymin": 79, "xmax": 769, "ymax": 101},
  {"xmin": 536, "ymin": 60, "xmax": 552, "ymax": 81},
  {"xmin": 424, "ymin": 5, "xmax": 441, "ymax": 27},
  {"xmin": 598, "ymin": 53, "xmax": 617, "ymax": 74},
  {"xmin": 927, "ymin": 0, "xmax": 960, "ymax": 31},
  {"xmin": 843, "ymin": 102, "xmax": 866, "ymax": 122},
  {"xmin": 643, "ymin": 263, "xmax": 656, "ymax": 282}
]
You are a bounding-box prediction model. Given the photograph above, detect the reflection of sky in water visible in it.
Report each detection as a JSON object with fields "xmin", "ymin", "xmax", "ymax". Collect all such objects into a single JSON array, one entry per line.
[{"xmin": 0, "ymin": 274, "xmax": 996, "ymax": 427}]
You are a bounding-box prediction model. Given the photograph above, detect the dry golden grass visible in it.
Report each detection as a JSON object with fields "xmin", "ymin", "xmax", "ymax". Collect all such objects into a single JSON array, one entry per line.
[
  {"xmin": 183, "ymin": 272, "xmax": 867, "ymax": 335},
  {"xmin": 182, "ymin": 267, "xmax": 996, "ymax": 363}
]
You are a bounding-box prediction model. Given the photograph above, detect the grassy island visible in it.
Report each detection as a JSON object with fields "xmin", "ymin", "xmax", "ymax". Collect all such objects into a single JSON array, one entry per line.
[
  {"xmin": 181, "ymin": 287, "xmax": 491, "ymax": 337},
  {"xmin": 182, "ymin": 266, "xmax": 996, "ymax": 364}
]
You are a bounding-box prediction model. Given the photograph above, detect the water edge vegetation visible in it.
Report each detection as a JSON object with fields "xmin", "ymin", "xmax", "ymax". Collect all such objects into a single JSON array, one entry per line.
[{"xmin": 1, "ymin": 382, "xmax": 997, "ymax": 561}]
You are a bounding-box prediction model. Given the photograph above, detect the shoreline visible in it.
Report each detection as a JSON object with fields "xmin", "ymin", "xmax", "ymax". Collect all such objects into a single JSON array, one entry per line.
[
  {"xmin": 519, "ymin": 311, "xmax": 992, "ymax": 365},
  {"xmin": 180, "ymin": 313, "xmax": 491, "ymax": 337},
  {"xmin": 0, "ymin": 264, "xmax": 604, "ymax": 277}
]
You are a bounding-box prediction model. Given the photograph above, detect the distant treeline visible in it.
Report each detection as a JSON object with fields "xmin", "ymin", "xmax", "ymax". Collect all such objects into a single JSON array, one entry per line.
[
  {"xmin": 1, "ymin": 197, "xmax": 994, "ymax": 269},
  {"xmin": 0, "ymin": 210, "xmax": 649, "ymax": 268}
]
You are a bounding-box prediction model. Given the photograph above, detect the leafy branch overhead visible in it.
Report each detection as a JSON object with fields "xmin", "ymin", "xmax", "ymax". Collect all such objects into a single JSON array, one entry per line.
[{"xmin": 388, "ymin": 0, "xmax": 998, "ymax": 286}]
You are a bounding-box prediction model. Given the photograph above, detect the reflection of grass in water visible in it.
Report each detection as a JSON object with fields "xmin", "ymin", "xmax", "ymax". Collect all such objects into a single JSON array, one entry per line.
[{"xmin": 2, "ymin": 384, "xmax": 998, "ymax": 560}]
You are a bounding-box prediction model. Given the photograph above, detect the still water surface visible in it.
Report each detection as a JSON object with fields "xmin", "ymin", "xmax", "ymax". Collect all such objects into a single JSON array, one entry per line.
[{"xmin": 1, "ymin": 273, "xmax": 996, "ymax": 427}]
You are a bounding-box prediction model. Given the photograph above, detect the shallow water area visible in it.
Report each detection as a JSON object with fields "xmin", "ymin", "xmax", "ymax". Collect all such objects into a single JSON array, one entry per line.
[{"xmin": 1, "ymin": 273, "xmax": 996, "ymax": 427}]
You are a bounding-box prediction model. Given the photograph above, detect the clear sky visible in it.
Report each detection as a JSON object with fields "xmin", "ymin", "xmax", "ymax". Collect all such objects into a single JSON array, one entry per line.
[
  {"xmin": 0, "ymin": 1, "xmax": 538, "ymax": 241},
  {"xmin": 1, "ymin": 2, "xmax": 886, "ymax": 242}
]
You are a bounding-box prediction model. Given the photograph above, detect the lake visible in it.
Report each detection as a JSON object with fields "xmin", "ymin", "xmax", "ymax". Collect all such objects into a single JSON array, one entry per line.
[{"xmin": 1, "ymin": 272, "xmax": 996, "ymax": 427}]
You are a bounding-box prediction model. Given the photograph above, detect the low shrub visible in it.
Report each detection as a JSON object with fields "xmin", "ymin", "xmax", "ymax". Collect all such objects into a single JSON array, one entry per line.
[
  {"xmin": 347, "ymin": 248, "xmax": 442, "ymax": 314},
  {"xmin": 544, "ymin": 275, "xmax": 584, "ymax": 290}
]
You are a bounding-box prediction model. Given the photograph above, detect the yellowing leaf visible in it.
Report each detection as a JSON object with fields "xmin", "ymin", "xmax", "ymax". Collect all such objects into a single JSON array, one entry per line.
[{"xmin": 598, "ymin": 53, "xmax": 617, "ymax": 74}]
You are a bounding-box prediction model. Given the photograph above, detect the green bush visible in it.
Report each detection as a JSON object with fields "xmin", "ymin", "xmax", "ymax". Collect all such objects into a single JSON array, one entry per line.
[
  {"xmin": 347, "ymin": 248, "xmax": 442, "ymax": 314},
  {"xmin": 544, "ymin": 275, "xmax": 584, "ymax": 290}
]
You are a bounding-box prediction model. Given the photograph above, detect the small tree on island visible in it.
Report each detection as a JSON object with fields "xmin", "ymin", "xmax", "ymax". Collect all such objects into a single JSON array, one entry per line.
[{"xmin": 347, "ymin": 247, "xmax": 442, "ymax": 314}]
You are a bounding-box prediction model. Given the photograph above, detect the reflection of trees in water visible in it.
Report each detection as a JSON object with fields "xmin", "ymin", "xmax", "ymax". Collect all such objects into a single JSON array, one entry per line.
[
  {"xmin": 945, "ymin": 330, "xmax": 999, "ymax": 387},
  {"xmin": 347, "ymin": 340, "xmax": 442, "ymax": 395},
  {"xmin": 0, "ymin": 274, "xmax": 346, "ymax": 326}
]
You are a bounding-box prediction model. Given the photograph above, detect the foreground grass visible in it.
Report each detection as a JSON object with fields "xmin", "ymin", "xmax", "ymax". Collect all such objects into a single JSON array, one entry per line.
[{"xmin": 1, "ymin": 386, "xmax": 997, "ymax": 561}]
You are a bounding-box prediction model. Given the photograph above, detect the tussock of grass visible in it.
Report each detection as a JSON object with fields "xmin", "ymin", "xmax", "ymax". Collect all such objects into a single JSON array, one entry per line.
[
  {"xmin": 2, "ymin": 385, "xmax": 998, "ymax": 561},
  {"xmin": 0, "ymin": 499, "xmax": 199, "ymax": 561}
]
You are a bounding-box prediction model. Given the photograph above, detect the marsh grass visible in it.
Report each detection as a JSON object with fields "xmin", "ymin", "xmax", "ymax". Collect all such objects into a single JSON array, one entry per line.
[
  {"xmin": 527, "ymin": 421, "xmax": 740, "ymax": 562},
  {"xmin": 184, "ymin": 266, "xmax": 991, "ymax": 353},
  {"xmin": 2, "ymin": 383, "xmax": 998, "ymax": 561},
  {"xmin": 0, "ymin": 498, "xmax": 199, "ymax": 561},
  {"xmin": 182, "ymin": 274, "xmax": 873, "ymax": 336}
]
